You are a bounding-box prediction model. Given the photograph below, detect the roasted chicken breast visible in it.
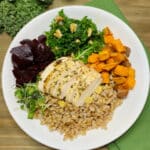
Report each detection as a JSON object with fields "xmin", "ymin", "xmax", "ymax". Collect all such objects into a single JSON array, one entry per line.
[{"xmin": 38, "ymin": 57, "xmax": 102, "ymax": 106}]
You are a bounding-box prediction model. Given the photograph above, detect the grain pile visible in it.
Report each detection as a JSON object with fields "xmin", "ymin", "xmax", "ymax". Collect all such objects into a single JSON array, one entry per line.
[{"xmin": 35, "ymin": 84, "xmax": 122, "ymax": 140}]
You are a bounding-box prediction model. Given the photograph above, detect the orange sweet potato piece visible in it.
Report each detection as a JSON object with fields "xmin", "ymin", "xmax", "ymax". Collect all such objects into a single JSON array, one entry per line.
[
  {"xmin": 113, "ymin": 77, "xmax": 126, "ymax": 85},
  {"xmin": 128, "ymin": 67, "xmax": 135, "ymax": 78},
  {"xmin": 102, "ymin": 62, "xmax": 118, "ymax": 71},
  {"xmin": 88, "ymin": 53, "xmax": 99, "ymax": 63},
  {"xmin": 112, "ymin": 39, "xmax": 126, "ymax": 52},
  {"xmin": 96, "ymin": 62, "xmax": 105, "ymax": 72},
  {"xmin": 111, "ymin": 53, "xmax": 126, "ymax": 64},
  {"xmin": 110, "ymin": 52, "xmax": 118, "ymax": 57},
  {"xmin": 99, "ymin": 50, "xmax": 110, "ymax": 61},
  {"xmin": 103, "ymin": 27, "xmax": 112, "ymax": 35},
  {"xmin": 101, "ymin": 72, "xmax": 110, "ymax": 83},
  {"xmin": 104, "ymin": 35, "xmax": 114, "ymax": 44},
  {"xmin": 122, "ymin": 77, "xmax": 136, "ymax": 89},
  {"xmin": 89, "ymin": 63, "xmax": 99, "ymax": 70},
  {"xmin": 102, "ymin": 47, "xmax": 112, "ymax": 53},
  {"xmin": 115, "ymin": 85, "xmax": 129, "ymax": 98},
  {"xmin": 106, "ymin": 58, "xmax": 115, "ymax": 64},
  {"xmin": 114, "ymin": 65, "xmax": 129, "ymax": 76}
]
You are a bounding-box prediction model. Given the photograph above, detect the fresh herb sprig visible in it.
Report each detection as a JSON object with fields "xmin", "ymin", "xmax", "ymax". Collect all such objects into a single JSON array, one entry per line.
[
  {"xmin": 74, "ymin": 37, "xmax": 104, "ymax": 63},
  {"xmin": 15, "ymin": 83, "xmax": 46, "ymax": 119}
]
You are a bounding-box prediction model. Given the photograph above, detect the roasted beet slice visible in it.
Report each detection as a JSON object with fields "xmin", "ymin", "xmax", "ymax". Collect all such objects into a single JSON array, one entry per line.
[
  {"xmin": 38, "ymin": 60, "xmax": 52, "ymax": 70},
  {"xmin": 20, "ymin": 39, "xmax": 33, "ymax": 48},
  {"xmin": 11, "ymin": 45, "xmax": 33, "ymax": 69},
  {"xmin": 13, "ymin": 65, "xmax": 39, "ymax": 86},
  {"xmin": 11, "ymin": 34, "xmax": 55, "ymax": 86},
  {"xmin": 34, "ymin": 43, "xmax": 54, "ymax": 63},
  {"xmin": 38, "ymin": 35, "xmax": 46, "ymax": 43}
]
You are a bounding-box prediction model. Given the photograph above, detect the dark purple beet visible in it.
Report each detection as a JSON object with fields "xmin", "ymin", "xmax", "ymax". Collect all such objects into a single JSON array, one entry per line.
[
  {"xmin": 30, "ymin": 39, "xmax": 39, "ymax": 56},
  {"xmin": 38, "ymin": 60, "xmax": 52, "ymax": 70},
  {"xmin": 34, "ymin": 43, "xmax": 52, "ymax": 63},
  {"xmin": 32, "ymin": 39, "xmax": 39, "ymax": 49},
  {"xmin": 38, "ymin": 35, "xmax": 46, "ymax": 43},
  {"xmin": 11, "ymin": 34, "xmax": 55, "ymax": 86},
  {"xmin": 13, "ymin": 65, "xmax": 39, "ymax": 86},
  {"xmin": 20, "ymin": 39, "xmax": 33, "ymax": 48},
  {"xmin": 11, "ymin": 45, "xmax": 33, "ymax": 69}
]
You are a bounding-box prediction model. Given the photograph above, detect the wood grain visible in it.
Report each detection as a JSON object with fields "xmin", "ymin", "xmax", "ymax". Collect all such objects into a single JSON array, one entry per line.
[{"xmin": 0, "ymin": 0, "xmax": 149, "ymax": 150}]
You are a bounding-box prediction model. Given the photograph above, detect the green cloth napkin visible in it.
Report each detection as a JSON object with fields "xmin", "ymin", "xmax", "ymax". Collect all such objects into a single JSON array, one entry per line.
[{"xmin": 86, "ymin": 0, "xmax": 150, "ymax": 150}]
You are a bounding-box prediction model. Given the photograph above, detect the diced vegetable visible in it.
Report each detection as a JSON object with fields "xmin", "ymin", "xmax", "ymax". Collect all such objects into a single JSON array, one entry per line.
[
  {"xmin": 102, "ymin": 62, "xmax": 118, "ymax": 71},
  {"xmin": 88, "ymin": 53, "xmax": 99, "ymax": 63},
  {"xmin": 99, "ymin": 50, "xmax": 110, "ymax": 61},
  {"xmin": 122, "ymin": 77, "xmax": 136, "ymax": 89},
  {"xmin": 103, "ymin": 27, "xmax": 112, "ymax": 35},
  {"xmin": 112, "ymin": 39, "xmax": 126, "ymax": 53},
  {"xmin": 128, "ymin": 67, "xmax": 135, "ymax": 78},
  {"xmin": 110, "ymin": 53, "xmax": 125, "ymax": 64},
  {"xmin": 106, "ymin": 58, "xmax": 115, "ymax": 64},
  {"xmin": 114, "ymin": 65, "xmax": 129, "ymax": 77},
  {"xmin": 101, "ymin": 72, "xmax": 110, "ymax": 83},
  {"xmin": 96, "ymin": 63, "xmax": 105, "ymax": 72},
  {"xmin": 104, "ymin": 35, "xmax": 114, "ymax": 44},
  {"xmin": 113, "ymin": 77, "xmax": 126, "ymax": 85}
]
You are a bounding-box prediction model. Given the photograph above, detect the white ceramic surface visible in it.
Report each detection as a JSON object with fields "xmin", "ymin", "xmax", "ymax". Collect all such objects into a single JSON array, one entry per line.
[{"xmin": 2, "ymin": 6, "xmax": 150, "ymax": 150}]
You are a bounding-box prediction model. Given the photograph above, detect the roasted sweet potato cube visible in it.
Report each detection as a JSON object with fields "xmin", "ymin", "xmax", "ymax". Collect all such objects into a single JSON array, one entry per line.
[
  {"xmin": 111, "ymin": 53, "xmax": 126, "ymax": 64},
  {"xmin": 102, "ymin": 47, "xmax": 112, "ymax": 53},
  {"xmin": 97, "ymin": 63, "xmax": 105, "ymax": 72},
  {"xmin": 104, "ymin": 35, "xmax": 114, "ymax": 44},
  {"xmin": 102, "ymin": 62, "xmax": 118, "ymax": 71},
  {"xmin": 101, "ymin": 72, "xmax": 110, "ymax": 83},
  {"xmin": 114, "ymin": 65, "xmax": 129, "ymax": 76},
  {"xmin": 112, "ymin": 39, "xmax": 126, "ymax": 52},
  {"xmin": 88, "ymin": 53, "xmax": 99, "ymax": 63},
  {"xmin": 122, "ymin": 77, "xmax": 136, "ymax": 89},
  {"xmin": 128, "ymin": 67, "xmax": 135, "ymax": 78},
  {"xmin": 99, "ymin": 50, "xmax": 110, "ymax": 61},
  {"xmin": 106, "ymin": 58, "xmax": 115, "ymax": 64},
  {"xmin": 103, "ymin": 27, "xmax": 113, "ymax": 35},
  {"xmin": 89, "ymin": 63, "xmax": 98, "ymax": 70},
  {"xmin": 113, "ymin": 77, "xmax": 126, "ymax": 85}
]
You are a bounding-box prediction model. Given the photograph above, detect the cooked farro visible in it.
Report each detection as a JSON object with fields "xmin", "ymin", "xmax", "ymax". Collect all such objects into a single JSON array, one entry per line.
[{"xmin": 35, "ymin": 84, "xmax": 123, "ymax": 140}]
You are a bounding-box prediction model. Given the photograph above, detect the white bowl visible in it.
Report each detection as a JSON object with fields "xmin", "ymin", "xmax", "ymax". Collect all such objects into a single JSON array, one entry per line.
[{"xmin": 2, "ymin": 6, "xmax": 150, "ymax": 150}]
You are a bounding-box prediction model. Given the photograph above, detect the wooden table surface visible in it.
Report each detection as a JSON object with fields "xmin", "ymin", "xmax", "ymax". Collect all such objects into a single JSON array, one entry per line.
[{"xmin": 0, "ymin": 0, "xmax": 149, "ymax": 150}]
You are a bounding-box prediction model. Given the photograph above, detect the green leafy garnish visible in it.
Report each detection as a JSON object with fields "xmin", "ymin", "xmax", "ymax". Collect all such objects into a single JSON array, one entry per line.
[
  {"xmin": 0, "ymin": 0, "xmax": 53, "ymax": 37},
  {"xmin": 15, "ymin": 83, "xmax": 46, "ymax": 119},
  {"xmin": 46, "ymin": 10, "xmax": 105, "ymax": 63}
]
